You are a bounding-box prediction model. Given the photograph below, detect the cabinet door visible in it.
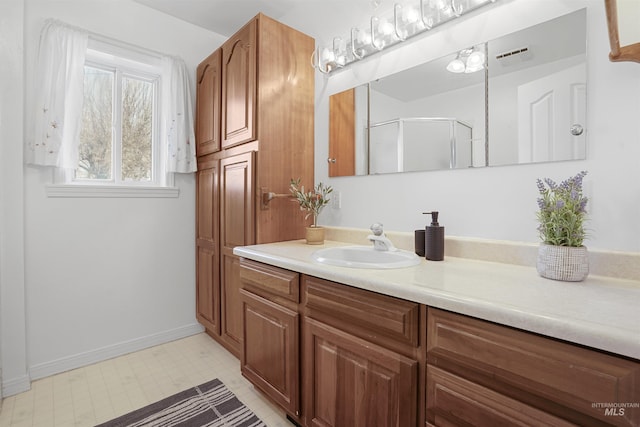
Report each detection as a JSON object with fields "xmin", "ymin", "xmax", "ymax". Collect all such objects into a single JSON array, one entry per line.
[
  {"xmin": 219, "ymin": 152, "xmax": 255, "ymax": 356},
  {"xmin": 241, "ymin": 290, "xmax": 299, "ymax": 416},
  {"xmin": 196, "ymin": 163, "xmax": 220, "ymax": 334},
  {"xmin": 196, "ymin": 50, "xmax": 221, "ymax": 156},
  {"xmin": 304, "ymin": 317, "xmax": 418, "ymax": 427},
  {"xmin": 221, "ymin": 19, "xmax": 257, "ymax": 149}
]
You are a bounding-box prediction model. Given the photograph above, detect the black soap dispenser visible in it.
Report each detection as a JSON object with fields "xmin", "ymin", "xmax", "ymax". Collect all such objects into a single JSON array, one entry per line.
[{"xmin": 423, "ymin": 211, "xmax": 444, "ymax": 261}]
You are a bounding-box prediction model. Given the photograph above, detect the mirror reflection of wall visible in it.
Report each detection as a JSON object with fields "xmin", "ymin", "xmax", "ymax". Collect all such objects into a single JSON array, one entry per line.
[
  {"xmin": 328, "ymin": 8, "xmax": 587, "ymax": 176},
  {"xmin": 488, "ymin": 8, "xmax": 587, "ymax": 166}
]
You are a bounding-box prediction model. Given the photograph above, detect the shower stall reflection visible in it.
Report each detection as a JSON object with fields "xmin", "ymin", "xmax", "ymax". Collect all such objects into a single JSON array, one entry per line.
[{"xmin": 368, "ymin": 117, "xmax": 473, "ymax": 174}]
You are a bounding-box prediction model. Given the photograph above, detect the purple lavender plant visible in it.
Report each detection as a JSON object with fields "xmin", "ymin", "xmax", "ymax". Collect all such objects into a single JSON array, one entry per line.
[{"xmin": 536, "ymin": 171, "xmax": 588, "ymax": 247}]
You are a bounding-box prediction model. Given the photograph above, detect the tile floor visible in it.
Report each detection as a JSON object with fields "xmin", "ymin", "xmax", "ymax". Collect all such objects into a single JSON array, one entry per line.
[{"xmin": 0, "ymin": 333, "xmax": 291, "ymax": 427}]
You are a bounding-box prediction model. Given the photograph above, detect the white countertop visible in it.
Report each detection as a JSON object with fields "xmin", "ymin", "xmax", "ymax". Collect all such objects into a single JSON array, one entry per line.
[{"xmin": 234, "ymin": 240, "xmax": 640, "ymax": 360}]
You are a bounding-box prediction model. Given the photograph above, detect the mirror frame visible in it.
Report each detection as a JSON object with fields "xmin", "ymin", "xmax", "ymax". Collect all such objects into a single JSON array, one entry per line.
[{"xmin": 604, "ymin": 0, "xmax": 640, "ymax": 63}]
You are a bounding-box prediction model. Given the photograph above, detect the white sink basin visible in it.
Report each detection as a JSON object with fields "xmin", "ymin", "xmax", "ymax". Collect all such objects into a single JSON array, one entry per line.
[{"xmin": 311, "ymin": 245, "xmax": 421, "ymax": 269}]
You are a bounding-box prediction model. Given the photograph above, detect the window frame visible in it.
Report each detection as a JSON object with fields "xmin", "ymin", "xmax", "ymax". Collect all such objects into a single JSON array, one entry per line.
[{"xmin": 49, "ymin": 38, "xmax": 177, "ymax": 197}]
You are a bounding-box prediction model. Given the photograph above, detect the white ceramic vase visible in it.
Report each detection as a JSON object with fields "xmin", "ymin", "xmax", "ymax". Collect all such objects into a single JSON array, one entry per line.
[{"xmin": 536, "ymin": 243, "xmax": 589, "ymax": 282}]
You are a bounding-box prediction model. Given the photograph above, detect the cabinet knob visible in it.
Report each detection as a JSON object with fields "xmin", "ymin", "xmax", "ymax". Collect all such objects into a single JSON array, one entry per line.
[{"xmin": 327, "ymin": 158, "xmax": 337, "ymax": 163}]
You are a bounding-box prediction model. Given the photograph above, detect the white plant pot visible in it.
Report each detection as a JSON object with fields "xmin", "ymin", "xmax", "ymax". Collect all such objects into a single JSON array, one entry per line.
[{"xmin": 536, "ymin": 243, "xmax": 589, "ymax": 282}]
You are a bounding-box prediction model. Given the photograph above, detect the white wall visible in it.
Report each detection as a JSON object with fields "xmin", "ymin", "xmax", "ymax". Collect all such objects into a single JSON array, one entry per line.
[
  {"xmin": 0, "ymin": 0, "xmax": 29, "ymax": 398},
  {"xmin": 305, "ymin": 0, "xmax": 640, "ymax": 253},
  {"xmin": 0, "ymin": 0, "xmax": 225, "ymax": 395}
]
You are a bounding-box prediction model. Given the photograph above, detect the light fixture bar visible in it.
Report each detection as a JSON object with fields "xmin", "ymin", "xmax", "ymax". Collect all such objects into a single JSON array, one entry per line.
[{"xmin": 312, "ymin": 0, "xmax": 498, "ymax": 74}]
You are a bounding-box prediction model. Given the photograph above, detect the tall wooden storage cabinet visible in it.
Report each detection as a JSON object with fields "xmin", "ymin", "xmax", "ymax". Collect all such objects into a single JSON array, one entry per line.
[{"xmin": 195, "ymin": 14, "xmax": 314, "ymax": 358}]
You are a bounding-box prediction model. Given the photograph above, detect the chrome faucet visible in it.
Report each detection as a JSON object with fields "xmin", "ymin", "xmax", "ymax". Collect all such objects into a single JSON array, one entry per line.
[{"xmin": 368, "ymin": 223, "xmax": 397, "ymax": 251}]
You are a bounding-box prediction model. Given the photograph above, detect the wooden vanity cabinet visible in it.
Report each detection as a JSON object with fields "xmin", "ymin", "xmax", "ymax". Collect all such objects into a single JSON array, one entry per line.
[
  {"xmin": 239, "ymin": 259, "xmax": 300, "ymax": 418},
  {"xmin": 302, "ymin": 276, "xmax": 422, "ymax": 427},
  {"xmin": 236, "ymin": 258, "xmax": 640, "ymax": 427},
  {"xmin": 426, "ymin": 308, "xmax": 640, "ymax": 427},
  {"xmin": 195, "ymin": 13, "xmax": 314, "ymax": 357},
  {"xmin": 238, "ymin": 263, "xmax": 425, "ymax": 426}
]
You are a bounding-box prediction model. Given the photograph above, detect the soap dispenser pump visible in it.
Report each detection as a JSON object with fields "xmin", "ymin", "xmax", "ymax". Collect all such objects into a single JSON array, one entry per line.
[{"xmin": 423, "ymin": 211, "xmax": 444, "ymax": 261}]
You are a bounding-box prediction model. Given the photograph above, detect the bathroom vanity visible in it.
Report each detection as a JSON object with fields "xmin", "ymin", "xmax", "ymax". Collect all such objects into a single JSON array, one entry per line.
[{"xmin": 234, "ymin": 240, "xmax": 640, "ymax": 427}]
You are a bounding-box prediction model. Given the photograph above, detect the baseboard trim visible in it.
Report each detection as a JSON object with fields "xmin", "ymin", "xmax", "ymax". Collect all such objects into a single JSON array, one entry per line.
[
  {"xmin": 29, "ymin": 323, "xmax": 204, "ymax": 382},
  {"xmin": 2, "ymin": 373, "xmax": 31, "ymax": 397}
]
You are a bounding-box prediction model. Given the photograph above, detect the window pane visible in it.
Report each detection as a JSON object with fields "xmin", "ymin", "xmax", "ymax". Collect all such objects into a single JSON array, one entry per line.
[
  {"xmin": 78, "ymin": 66, "xmax": 113, "ymax": 180},
  {"xmin": 122, "ymin": 77, "xmax": 153, "ymax": 182}
]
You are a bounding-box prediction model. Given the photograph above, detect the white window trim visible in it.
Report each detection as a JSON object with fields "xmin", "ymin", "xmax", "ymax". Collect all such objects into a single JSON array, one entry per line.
[
  {"xmin": 46, "ymin": 184, "xmax": 179, "ymax": 198},
  {"xmin": 48, "ymin": 167, "xmax": 177, "ymax": 198}
]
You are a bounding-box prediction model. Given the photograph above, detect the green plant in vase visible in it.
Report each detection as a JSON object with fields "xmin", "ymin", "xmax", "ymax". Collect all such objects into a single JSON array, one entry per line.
[
  {"xmin": 535, "ymin": 171, "xmax": 590, "ymax": 281},
  {"xmin": 289, "ymin": 178, "xmax": 333, "ymax": 227},
  {"xmin": 536, "ymin": 170, "xmax": 588, "ymax": 246}
]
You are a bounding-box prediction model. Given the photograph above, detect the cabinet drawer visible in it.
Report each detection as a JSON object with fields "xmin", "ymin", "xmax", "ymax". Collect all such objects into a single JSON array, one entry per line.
[
  {"xmin": 427, "ymin": 365, "xmax": 577, "ymax": 427},
  {"xmin": 239, "ymin": 258, "xmax": 299, "ymax": 303},
  {"xmin": 427, "ymin": 308, "xmax": 640, "ymax": 426},
  {"xmin": 303, "ymin": 275, "xmax": 420, "ymax": 350}
]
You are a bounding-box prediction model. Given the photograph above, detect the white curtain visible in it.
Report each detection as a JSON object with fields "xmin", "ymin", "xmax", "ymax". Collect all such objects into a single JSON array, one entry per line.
[
  {"xmin": 162, "ymin": 56, "xmax": 197, "ymax": 173},
  {"xmin": 28, "ymin": 20, "xmax": 197, "ymax": 175},
  {"xmin": 28, "ymin": 19, "xmax": 88, "ymax": 169}
]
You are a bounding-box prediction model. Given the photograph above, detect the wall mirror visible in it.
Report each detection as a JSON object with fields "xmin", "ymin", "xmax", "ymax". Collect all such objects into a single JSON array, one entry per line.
[
  {"xmin": 328, "ymin": 8, "xmax": 587, "ymax": 176},
  {"xmin": 604, "ymin": 0, "xmax": 640, "ymax": 62}
]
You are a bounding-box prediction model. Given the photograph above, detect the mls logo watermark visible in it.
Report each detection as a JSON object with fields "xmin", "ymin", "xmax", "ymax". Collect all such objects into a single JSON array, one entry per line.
[
  {"xmin": 604, "ymin": 407, "xmax": 625, "ymax": 417},
  {"xmin": 592, "ymin": 402, "xmax": 639, "ymax": 417}
]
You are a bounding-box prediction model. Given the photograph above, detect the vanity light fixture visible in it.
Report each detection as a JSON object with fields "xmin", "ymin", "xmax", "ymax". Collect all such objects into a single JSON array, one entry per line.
[
  {"xmin": 312, "ymin": 0, "xmax": 498, "ymax": 74},
  {"xmin": 446, "ymin": 45, "xmax": 486, "ymax": 73}
]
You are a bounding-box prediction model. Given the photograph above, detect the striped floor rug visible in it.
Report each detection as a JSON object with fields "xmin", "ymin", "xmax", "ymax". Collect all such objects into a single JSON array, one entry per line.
[{"xmin": 96, "ymin": 378, "xmax": 266, "ymax": 427}]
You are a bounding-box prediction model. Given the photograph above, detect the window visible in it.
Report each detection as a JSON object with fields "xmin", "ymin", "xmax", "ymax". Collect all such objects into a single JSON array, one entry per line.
[
  {"xmin": 33, "ymin": 20, "xmax": 195, "ymax": 197},
  {"xmin": 78, "ymin": 65, "xmax": 156, "ymax": 183},
  {"xmin": 70, "ymin": 40, "xmax": 169, "ymax": 188}
]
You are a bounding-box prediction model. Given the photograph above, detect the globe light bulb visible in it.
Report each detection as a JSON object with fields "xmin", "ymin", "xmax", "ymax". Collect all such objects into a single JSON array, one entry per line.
[
  {"xmin": 446, "ymin": 57, "xmax": 465, "ymax": 73},
  {"xmin": 379, "ymin": 19, "xmax": 394, "ymax": 36},
  {"xmin": 465, "ymin": 50, "xmax": 485, "ymax": 72},
  {"xmin": 403, "ymin": 6, "xmax": 419, "ymax": 23}
]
